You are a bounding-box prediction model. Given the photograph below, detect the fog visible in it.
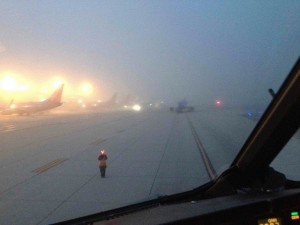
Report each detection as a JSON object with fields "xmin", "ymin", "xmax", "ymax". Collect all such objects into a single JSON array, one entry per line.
[{"xmin": 0, "ymin": 1, "xmax": 299, "ymax": 107}]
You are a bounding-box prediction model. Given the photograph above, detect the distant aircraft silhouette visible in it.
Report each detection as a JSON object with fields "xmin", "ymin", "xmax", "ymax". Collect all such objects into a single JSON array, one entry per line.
[{"xmin": 1, "ymin": 84, "xmax": 64, "ymax": 115}]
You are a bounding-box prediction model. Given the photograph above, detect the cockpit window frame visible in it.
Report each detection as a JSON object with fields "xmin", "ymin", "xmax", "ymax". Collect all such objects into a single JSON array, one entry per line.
[{"xmin": 231, "ymin": 57, "xmax": 300, "ymax": 175}]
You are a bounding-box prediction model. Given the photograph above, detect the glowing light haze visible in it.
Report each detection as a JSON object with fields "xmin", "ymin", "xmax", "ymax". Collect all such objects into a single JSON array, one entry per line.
[{"xmin": 0, "ymin": 1, "xmax": 299, "ymax": 106}]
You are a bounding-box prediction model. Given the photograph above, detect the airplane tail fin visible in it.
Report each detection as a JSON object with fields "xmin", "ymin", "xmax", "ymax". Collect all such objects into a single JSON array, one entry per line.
[
  {"xmin": 48, "ymin": 84, "xmax": 64, "ymax": 104},
  {"xmin": 108, "ymin": 92, "xmax": 117, "ymax": 105},
  {"xmin": 9, "ymin": 98, "xmax": 14, "ymax": 107}
]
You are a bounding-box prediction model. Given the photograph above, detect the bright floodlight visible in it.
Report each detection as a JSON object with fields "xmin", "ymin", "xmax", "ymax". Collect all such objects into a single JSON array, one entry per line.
[
  {"xmin": 1, "ymin": 76, "xmax": 17, "ymax": 91},
  {"xmin": 10, "ymin": 104, "xmax": 16, "ymax": 109},
  {"xmin": 81, "ymin": 83, "xmax": 92, "ymax": 93},
  {"xmin": 53, "ymin": 80, "xmax": 63, "ymax": 88},
  {"xmin": 132, "ymin": 104, "xmax": 141, "ymax": 111}
]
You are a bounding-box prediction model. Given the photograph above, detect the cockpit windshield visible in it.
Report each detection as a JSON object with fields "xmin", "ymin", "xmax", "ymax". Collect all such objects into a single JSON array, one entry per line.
[
  {"xmin": 0, "ymin": 1, "xmax": 299, "ymax": 225},
  {"xmin": 271, "ymin": 128, "xmax": 300, "ymax": 181}
]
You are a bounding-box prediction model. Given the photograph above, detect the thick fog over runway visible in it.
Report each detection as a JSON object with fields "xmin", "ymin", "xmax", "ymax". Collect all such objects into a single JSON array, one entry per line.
[
  {"xmin": 0, "ymin": 1, "xmax": 299, "ymax": 225},
  {"xmin": 0, "ymin": 108, "xmax": 299, "ymax": 225}
]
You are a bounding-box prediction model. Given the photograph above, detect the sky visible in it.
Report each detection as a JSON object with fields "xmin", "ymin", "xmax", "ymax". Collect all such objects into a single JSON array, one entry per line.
[{"xmin": 0, "ymin": 0, "xmax": 299, "ymax": 106}]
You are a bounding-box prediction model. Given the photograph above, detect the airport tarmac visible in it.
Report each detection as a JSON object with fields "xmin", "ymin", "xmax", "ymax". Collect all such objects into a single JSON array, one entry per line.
[{"xmin": 0, "ymin": 109, "xmax": 299, "ymax": 225}]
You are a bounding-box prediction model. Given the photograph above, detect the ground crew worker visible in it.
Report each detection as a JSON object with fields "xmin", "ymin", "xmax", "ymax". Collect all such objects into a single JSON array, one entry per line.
[{"xmin": 98, "ymin": 149, "xmax": 108, "ymax": 178}]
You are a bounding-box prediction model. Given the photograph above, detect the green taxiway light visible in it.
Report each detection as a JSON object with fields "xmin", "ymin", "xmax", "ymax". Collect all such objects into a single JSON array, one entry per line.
[{"xmin": 291, "ymin": 212, "xmax": 299, "ymax": 216}]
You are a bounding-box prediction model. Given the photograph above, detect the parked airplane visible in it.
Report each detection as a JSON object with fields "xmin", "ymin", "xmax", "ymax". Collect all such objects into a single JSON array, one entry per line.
[
  {"xmin": 1, "ymin": 84, "xmax": 64, "ymax": 115},
  {"xmin": 78, "ymin": 92, "xmax": 118, "ymax": 110},
  {"xmin": 97, "ymin": 92, "xmax": 117, "ymax": 109},
  {"xmin": 170, "ymin": 98, "xmax": 194, "ymax": 113}
]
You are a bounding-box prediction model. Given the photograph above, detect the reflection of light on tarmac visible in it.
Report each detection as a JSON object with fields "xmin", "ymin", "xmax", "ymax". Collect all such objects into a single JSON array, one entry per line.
[{"xmin": 0, "ymin": 124, "xmax": 16, "ymax": 132}]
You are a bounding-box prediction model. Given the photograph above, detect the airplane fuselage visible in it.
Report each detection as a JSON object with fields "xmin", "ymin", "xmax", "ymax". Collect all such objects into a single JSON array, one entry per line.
[{"xmin": 1, "ymin": 85, "xmax": 64, "ymax": 116}]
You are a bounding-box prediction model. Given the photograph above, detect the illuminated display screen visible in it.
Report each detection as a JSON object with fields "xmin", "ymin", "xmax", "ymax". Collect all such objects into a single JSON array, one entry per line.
[
  {"xmin": 291, "ymin": 211, "xmax": 300, "ymax": 220},
  {"xmin": 258, "ymin": 217, "xmax": 282, "ymax": 225}
]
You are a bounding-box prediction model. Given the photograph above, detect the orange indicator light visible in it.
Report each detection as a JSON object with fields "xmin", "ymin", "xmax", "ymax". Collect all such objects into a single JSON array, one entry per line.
[{"xmin": 291, "ymin": 215, "xmax": 299, "ymax": 220}]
